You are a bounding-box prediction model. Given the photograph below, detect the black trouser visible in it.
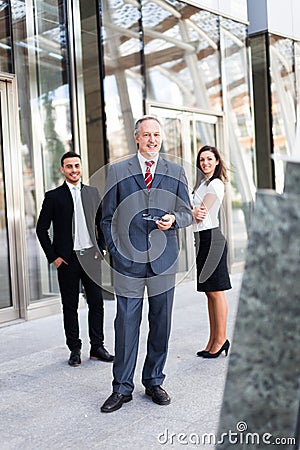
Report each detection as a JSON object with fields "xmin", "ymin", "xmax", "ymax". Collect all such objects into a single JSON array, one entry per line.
[{"xmin": 57, "ymin": 251, "xmax": 104, "ymax": 351}]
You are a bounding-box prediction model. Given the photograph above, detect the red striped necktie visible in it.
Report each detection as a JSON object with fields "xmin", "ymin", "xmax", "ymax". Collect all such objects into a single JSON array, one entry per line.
[{"xmin": 145, "ymin": 160, "xmax": 155, "ymax": 190}]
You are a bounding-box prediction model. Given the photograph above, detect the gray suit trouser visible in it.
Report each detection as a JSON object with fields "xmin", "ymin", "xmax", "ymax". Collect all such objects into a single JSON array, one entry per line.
[{"xmin": 112, "ymin": 265, "xmax": 175, "ymax": 395}]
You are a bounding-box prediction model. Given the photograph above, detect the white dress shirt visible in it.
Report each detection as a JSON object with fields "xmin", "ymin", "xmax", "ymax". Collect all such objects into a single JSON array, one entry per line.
[
  {"xmin": 137, "ymin": 152, "xmax": 159, "ymax": 178},
  {"xmin": 66, "ymin": 181, "xmax": 94, "ymax": 251}
]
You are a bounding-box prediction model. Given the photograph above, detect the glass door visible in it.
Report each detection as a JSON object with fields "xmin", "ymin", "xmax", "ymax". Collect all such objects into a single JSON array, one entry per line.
[
  {"xmin": 0, "ymin": 76, "xmax": 27, "ymax": 323},
  {"xmin": 0, "ymin": 84, "xmax": 12, "ymax": 311},
  {"xmin": 148, "ymin": 104, "xmax": 219, "ymax": 177}
]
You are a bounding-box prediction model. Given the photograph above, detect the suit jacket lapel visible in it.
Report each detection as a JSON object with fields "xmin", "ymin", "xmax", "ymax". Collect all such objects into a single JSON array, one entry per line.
[
  {"xmin": 62, "ymin": 181, "xmax": 74, "ymax": 207},
  {"xmin": 128, "ymin": 155, "xmax": 147, "ymax": 191},
  {"xmin": 151, "ymin": 156, "xmax": 168, "ymax": 189},
  {"xmin": 127, "ymin": 154, "xmax": 168, "ymax": 191}
]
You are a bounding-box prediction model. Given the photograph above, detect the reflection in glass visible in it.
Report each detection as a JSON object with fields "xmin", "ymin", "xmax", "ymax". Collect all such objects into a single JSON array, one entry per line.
[
  {"xmin": 269, "ymin": 35, "xmax": 296, "ymax": 193},
  {"xmin": 160, "ymin": 117, "xmax": 182, "ymax": 159},
  {"xmin": 144, "ymin": 3, "xmax": 222, "ymax": 112},
  {"xmin": 220, "ymin": 18, "xmax": 256, "ymax": 264},
  {"xmin": 296, "ymin": 42, "xmax": 300, "ymax": 115},
  {"xmin": 11, "ymin": 0, "xmax": 72, "ymax": 302},
  {"xmin": 79, "ymin": 0, "xmax": 106, "ymax": 175},
  {"xmin": 192, "ymin": 119, "xmax": 216, "ymax": 166},
  {"xmin": 0, "ymin": 0, "xmax": 13, "ymax": 73},
  {"xmin": 34, "ymin": 0, "xmax": 71, "ymax": 191},
  {"xmin": 101, "ymin": 0, "xmax": 144, "ymax": 161},
  {"xmin": 0, "ymin": 96, "xmax": 12, "ymax": 308},
  {"xmin": 295, "ymin": 42, "xmax": 300, "ymax": 160}
]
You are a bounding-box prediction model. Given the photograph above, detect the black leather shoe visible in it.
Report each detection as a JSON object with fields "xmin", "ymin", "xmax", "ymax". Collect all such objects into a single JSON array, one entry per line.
[
  {"xmin": 145, "ymin": 385, "xmax": 171, "ymax": 405},
  {"xmin": 101, "ymin": 392, "xmax": 132, "ymax": 413},
  {"xmin": 68, "ymin": 349, "xmax": 81, "ymax": 367},
  {"xmin": 90, "ymin": 345, "xmax": 114, "ymax": 362}
]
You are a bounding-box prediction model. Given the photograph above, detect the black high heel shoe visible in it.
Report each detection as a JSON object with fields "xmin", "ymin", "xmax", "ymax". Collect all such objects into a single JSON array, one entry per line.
[
  {"xmin": 202, "ymin": 340, "xmax": 230, "ymax": 359},
  {"xmin": 196, "ymin": 350, "xmax": 210, "ymax": 357}
]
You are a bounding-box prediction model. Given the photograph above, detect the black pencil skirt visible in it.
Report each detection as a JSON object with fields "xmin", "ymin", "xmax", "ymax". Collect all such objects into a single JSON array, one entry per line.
[{"xmin": 194, "ymin": 228, "xmax": 232, "ymax": 292}]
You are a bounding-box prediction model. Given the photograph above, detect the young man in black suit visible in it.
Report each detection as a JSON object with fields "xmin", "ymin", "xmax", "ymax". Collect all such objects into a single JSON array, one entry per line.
[{"xmin": 36, "ymin": 151, "xmax": 113, "ymax": 366}]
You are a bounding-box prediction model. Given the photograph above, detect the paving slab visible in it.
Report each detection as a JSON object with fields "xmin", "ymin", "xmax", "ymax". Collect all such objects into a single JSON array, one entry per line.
[{"xmin": 0, "ymin": 274, "xmax": 242, "ymax": 450}]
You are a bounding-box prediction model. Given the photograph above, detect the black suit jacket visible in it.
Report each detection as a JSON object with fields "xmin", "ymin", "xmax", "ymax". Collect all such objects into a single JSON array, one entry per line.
[{"xmin": 36, "ymin": 181, "xmax": 106, "ymax": 264}]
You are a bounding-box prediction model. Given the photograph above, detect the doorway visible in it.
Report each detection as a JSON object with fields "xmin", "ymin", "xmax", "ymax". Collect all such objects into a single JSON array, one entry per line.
[
  {"xmin": 149, "ymin": 105, "xmax": 219, "ymax": 163},
  {"xmin": 0, "ymin": 75, "xmax": 27, "ymax": 324}
]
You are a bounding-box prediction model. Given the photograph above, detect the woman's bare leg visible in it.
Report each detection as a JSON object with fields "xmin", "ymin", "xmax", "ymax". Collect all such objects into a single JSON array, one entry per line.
[{"xmin": 206, "ymin": 291, "xmax": 228, "ymax": 354}]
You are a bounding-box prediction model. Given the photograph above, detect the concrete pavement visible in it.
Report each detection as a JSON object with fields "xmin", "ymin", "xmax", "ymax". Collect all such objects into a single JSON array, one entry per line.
[{"xmin": 0, "ymin": 273, "xmax": 242, "ymax": 450}]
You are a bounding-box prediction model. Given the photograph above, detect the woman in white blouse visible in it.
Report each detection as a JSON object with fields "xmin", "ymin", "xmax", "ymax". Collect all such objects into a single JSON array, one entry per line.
[{"xmin": 192, "ymin": 146, "xmax": 231, "ymax": 359}]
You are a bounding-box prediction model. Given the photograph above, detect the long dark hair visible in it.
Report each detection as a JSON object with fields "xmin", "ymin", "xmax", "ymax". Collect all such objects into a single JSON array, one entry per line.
[{"xmin": 193, "ymin": 145, "xmax": 228, "ymax": 191}]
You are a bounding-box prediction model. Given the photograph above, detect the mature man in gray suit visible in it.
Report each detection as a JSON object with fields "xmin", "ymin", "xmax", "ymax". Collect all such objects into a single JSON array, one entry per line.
[{"xmin": 100, "ymin": 116, "xmax": 193, "ymax": 413}]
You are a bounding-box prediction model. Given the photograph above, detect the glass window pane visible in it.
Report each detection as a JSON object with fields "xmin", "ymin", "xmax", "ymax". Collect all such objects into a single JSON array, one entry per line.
[
  {"xmin": 0, "ymin": 94, "xmax": 12, "ymax": 308},
  {"xmin": 100, "ymin": 0, "xmax": 144, "ymax": 161},
  {"xmin": 269, "ymin": 35, "xmax": 296, "ymax": 193},
  {"xmin": 160, "ymin": 117, "xmax": 182, "ymax": 158},
  {"xmin": 0, "ymin": 0, "xmax": 13, "ymax": 72},
  {"xmin": 220, "ymin": 18, "xmax": 256, "ymax": 264},
  {"xmin": 34, "ymin": 0, "xmax": 71, "ymax": 190},
  {"xmin": 79, "ymin": 1, "xmax": 106, "ymax": 175},
  {"xmin": 295, "ymin": 42, "xmax": 300, "ymax": 157},
  {"xmin": 11, "ymin": 0, "xmax": 72, "ymax": 302},
  {"xmin": 143, "ymin": 2, "xmax": 222, "ymax": 113}
]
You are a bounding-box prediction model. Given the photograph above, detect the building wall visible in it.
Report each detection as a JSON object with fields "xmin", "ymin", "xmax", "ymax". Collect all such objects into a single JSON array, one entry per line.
[
  {"xmin": 194, "ymin": 0, "xmax": 248, "ymax": 22},
  {"xmin": 248, "ymin": 0, "xmax": 300, "ymax": 39}
]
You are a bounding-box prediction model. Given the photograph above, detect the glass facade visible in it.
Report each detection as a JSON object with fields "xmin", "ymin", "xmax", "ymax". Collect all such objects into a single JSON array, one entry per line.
[
  {"xmin": 0, "ymin": 1, "xmax": 13, "ymax": 73},
  {"xmin": 250, "ymin": 32, "xmax": 300, "ymax": 194},
  {"xmin": 5, "ymin": 0, "xmax": 300, "ymax": 320},
  {"xmin": 269, "ymin": 35, "xmax": 297, "ymax": 193},
  {"xmin": 295, "ymin": 41, "xmax": 300, "ymax": 152},
  {"xmin": 100, "ymin": 2, "xmax": 256, "ymax": 267},
  {"xmin": 11, "ymin": 0, "xmax": 72, "ymax": 302},
  {"xmin": 0, "ymin": 86, "xmax": 12, "ymax": 309},
  {"xmin": 144, "ymin": 4, "xmax": 222, "ymax": 113},
  {"xmin": 100, "ymin": 0, "xmax": 144, "ymax": 160},
  {"xmin": 220, "ymin": 18, "xmax": 256, "ymax": 263},
  {"xmin": 78, "ymin": 0, "xmax": 106, "ymax": 175}
]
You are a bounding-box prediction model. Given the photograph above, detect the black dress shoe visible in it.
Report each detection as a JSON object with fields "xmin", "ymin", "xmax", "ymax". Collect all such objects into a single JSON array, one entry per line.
[
  {"xmin": 68, "ymin": 349, "xmax": 81, "ymax": 367},
  {"xmin": 101, "ymin": 392, "xmax": 132, "ymax": 413},
  {"xmin": 145, "ymin": 385, "xmax": 171, "ymax": 405},
  {"xmin": 90, "ymin": 345, "xmax": 114, "ymax": 362}
]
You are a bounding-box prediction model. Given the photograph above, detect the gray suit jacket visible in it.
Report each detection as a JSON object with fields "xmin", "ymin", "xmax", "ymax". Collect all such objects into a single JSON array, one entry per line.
[{"xmin": 101, "ymin": 154, "xmax": 193, "ymax": 276}]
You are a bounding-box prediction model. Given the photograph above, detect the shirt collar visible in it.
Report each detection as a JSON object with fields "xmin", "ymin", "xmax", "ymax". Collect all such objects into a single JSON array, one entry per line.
[
  {"xmin": 137, "ymin": 151, "xmax": 159, "ymax": 168},
  {"xmin": 66, "ymin": 181, "xmax": 81, "ymax": 190}
]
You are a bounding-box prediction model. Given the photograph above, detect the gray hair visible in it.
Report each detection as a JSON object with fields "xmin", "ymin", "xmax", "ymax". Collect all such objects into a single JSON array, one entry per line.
[{"xmin": 134, "ymin": 115, "xmax": 162, "ymax": 137}]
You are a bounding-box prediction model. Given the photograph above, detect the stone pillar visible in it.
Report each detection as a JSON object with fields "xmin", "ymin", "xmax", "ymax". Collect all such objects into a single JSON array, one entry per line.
[{"xmin": 216, "ymin": 161, "xmax": 300, "ymax": 449}]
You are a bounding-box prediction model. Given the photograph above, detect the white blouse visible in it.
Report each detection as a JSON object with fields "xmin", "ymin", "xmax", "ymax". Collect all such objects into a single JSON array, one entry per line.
[{"xmin": 192, "ymin": 178, "xmax": 224, "ymax": 232}]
